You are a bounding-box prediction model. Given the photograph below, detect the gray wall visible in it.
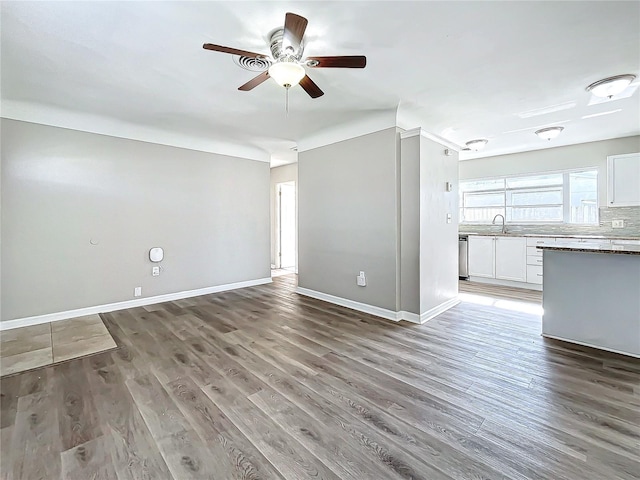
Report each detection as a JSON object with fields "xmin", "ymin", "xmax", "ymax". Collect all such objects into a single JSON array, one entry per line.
[
  {"xmin": 419, "ymin": 135, "xmax": 459, "ymax": 314},
  {"xmin": 399, "ymin": 135, "xmax": 420, "ymax": 313},
  {"xmin": 1, "ymin": 119, "xmax": 270, "ymax": 321},
  {"xmin": 298, "ymin": 128, "xmax": 399, "ymax": 311},
  {"xmin": 459, "ymin": 135, "xmax": 640, "ymax": 237},
  {"xmin": 270, "ymin": 163, "xmax": 297, "ymax": 268}
]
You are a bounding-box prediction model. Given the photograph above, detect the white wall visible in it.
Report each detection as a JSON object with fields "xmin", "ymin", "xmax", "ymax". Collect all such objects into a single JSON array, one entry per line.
[
  {"xmin": 418, "ymin": 135, "xmax": 459, "ymax": 315},
  {"xmin": 1, "ymin": 119, "xmax": 271, "ymax": 321},
  {"xmin": 459, "ymin": 135, "xmax": 640, "ymax": 205},
  {"xmin": 270, "ymin": 163, "xmax": 297, "ymax": 268}
]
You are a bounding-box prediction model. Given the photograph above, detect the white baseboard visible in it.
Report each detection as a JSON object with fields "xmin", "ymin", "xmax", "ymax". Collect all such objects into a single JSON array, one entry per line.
[
  {"xmin": 0, "ymin": 277, "xmax": 273, "ymax": 331},
  {"xmin": 467, "ymin": 276, "xmax": 542, "ymax": 291},
  {"xmin": 295, "ymin": 287, "xmax": 401, "ymax": 322},
  {"xmin": 542, "ymin": 334, "xmax": 640, "ymax": 359},
  {"xmin": 294, "ymin": 287, "xmax": 458, "ymax": 324},
  {"xmin": 398, "ymin": 311, "xmax": 420, "ymax": 323},
  {"xmin": 419, "ymin": 297, "xmax": 460, "ymax": 324}
]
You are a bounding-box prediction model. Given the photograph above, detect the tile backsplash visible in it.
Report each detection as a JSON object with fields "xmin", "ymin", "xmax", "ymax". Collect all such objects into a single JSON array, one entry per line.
[{"xmin": 460, "ymin": 206, "xmax": 640, "ymax": 238}]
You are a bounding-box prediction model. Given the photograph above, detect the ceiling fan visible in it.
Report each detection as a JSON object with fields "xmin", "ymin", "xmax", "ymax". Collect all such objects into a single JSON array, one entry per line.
[{"xmin": 203, "ymin": 12, "xmax": 366, "ymax": 99}]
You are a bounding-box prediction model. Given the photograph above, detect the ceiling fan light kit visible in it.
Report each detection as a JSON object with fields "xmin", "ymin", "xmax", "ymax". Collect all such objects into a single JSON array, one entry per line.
[
  {"xmin": 586, "ymin": 74, "xmax": 636, "ymax": 98},
  {"xmin": 535, "ymin": 126, "xmax": 564, "ymax": 140},
  {"xmin": 268, "ymin": 62, "xmax": 305, "ymax": 88},
  {"xmin": 202, "ymin": 12, "xmax": 366, "ymax": 106}
]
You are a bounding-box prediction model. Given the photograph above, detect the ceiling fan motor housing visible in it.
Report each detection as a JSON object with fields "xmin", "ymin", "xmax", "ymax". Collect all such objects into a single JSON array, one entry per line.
[{"xmin": 270, "ymin": 29, "xmax": 304, "ymax": 61}]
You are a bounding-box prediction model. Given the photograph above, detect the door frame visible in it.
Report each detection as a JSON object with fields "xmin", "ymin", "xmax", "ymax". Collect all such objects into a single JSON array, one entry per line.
[{"xmin": 275, "ymin": 181, "xmax": 296, "ymax": 270}]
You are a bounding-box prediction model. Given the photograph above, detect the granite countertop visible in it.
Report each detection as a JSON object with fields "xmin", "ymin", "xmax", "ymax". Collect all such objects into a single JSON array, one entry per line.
[
  {"xmin": 537, "ymin": 242, "xmax": 640, "ymax": 255},
  {"xmin": 459, "ymin": 232, "xmax": 640, "ymax": 241}
]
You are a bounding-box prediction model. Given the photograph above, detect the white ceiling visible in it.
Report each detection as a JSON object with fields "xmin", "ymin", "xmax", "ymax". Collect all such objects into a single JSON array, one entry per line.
[{"xmin": 2, "ymin": 1, "xmax": 639, "ymax": 165}]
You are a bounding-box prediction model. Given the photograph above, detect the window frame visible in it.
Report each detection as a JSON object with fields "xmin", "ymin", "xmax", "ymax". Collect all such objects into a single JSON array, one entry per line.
[{"xmin": 459, "ymin": 167, "xmax": 599, "ymax": 225}]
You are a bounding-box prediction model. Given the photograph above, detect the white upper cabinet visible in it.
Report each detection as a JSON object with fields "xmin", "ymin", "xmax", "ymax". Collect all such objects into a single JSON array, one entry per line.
[
  {"xmin": 495, "ymin": 237, "xmax": 527, "ymax": 282},
  {"xmin": 607, "ymin": 153, "xmax": 640, "ymax": 207}
]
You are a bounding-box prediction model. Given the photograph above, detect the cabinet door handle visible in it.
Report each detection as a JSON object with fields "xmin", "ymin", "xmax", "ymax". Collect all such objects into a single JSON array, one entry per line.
[{"xmin": 537, "ymin": 273, "xmax": 543, "ymax": 277}]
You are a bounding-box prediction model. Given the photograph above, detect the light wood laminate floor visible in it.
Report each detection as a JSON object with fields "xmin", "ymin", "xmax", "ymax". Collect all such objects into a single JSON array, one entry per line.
[
  {"xmin": 0, "ymin": 314, "xmax": 117, "ymax": 377},
  {"xmin": 459, "ymin": 279, "xmax": 543, "ymax": 304},
  {"xmin": 1, "ymin": 274, "xmax": 638, "ymax": 479}
]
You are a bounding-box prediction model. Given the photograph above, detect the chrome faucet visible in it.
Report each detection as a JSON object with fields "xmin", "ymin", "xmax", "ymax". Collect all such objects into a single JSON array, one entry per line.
[{"xmin": 492, "ymin": 214, "xmax": 507, "ymax": 234}]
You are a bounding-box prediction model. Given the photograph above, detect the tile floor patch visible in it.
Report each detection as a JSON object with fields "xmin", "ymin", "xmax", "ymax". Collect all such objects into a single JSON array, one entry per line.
[
  {"xmin": 1, "ymin": 315, "xmax": 117, "ymax": 377},
  {"xmin": 53, "ymin": 333, "xmax": 117, "ymax": 363},
  {"xmin": 0, "ymin": 346, "xmax": 53, "ymax": 377}
]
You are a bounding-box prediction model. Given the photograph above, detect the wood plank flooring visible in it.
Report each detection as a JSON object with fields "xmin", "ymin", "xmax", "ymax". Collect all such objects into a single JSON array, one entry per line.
[
  {"xmin": 1, "ymin": 274, "xmax": 639, "ymax": 479},
  {"xmin": 459, "ymin": 280, "xmax": 543, "ymax": 304}
]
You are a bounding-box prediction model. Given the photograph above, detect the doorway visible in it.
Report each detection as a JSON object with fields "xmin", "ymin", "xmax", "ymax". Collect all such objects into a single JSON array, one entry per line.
[{"xmin": 276, "ymin": 181, "xmax": 296, "ymax": 271}]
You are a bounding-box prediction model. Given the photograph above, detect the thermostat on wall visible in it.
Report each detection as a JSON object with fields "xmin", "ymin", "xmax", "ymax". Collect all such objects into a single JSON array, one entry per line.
[{"xmin": 149, "ymin": 247, "xmax": 164, "ymax": 262}]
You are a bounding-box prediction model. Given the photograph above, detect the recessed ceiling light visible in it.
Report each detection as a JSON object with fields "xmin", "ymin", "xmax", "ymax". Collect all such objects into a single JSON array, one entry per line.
[
  {"xmin": 465, "ymin": 139, "xmax": 488, "ymax": 151},
  {"xmin": 586, "ymin": 74, "xmax": 636, "ymax": 98},
  {"xmin": 535, "ymin": 126, "xmax": 564, "ymax": 140}
]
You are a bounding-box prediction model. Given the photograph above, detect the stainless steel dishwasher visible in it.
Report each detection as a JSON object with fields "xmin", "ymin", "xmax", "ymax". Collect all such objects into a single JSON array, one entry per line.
[{"xmin": 459, "ymin": 235, "xmax": 468, "ymax": 279}]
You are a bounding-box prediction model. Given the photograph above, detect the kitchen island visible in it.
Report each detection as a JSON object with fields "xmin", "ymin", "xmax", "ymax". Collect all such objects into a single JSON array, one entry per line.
[{"xmin": 538, "ymin": 242, "xmax": 640, "ymax": 358}]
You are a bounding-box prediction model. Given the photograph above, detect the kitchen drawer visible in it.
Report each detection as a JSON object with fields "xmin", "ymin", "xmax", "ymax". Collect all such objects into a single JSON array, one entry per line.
[
  {"xmin": 526, "ymin": 237, "xmax": 556, "ymax": 247},
  {"xmin": 527, "ymin": 255, "xmax": 543, "ymax": 266},
  {"xmin": 611, "ymin": 239, "xmax": 640, "ymax": 245},
  {"xmin": 527, "ymin": 246, "xmax": 543, "ymax": 257},
  {"xmin": 555, "ymin": 238, "xmax": 583, "ymax": 244},
  {"xmin": 527, "ymin": 264, "xmax": 543, "ymax": 284}
]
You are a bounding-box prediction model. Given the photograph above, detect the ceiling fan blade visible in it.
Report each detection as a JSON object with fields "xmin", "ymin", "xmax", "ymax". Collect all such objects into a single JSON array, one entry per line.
[
  {"xmin": 203, "ymin": 43, "xmax": 267, "ymax": 58},
  {"xmin": 299, "ymin": 75, "xmax": 324, "ymax": 98},
  {"xmin": 238, "ymin": 71, "xmax": 270, "ymax": 91},
  {"xmin": 306, "ymin": 56, "xmax": 367, "ymax": 68},
  {"xmin": 283, "ymin": 12, "xmax": 308, "ymax": 53}
]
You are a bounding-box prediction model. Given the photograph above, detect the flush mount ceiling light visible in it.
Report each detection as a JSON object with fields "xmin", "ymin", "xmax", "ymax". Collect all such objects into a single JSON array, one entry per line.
[
  {"xmin": 268, "ymin": 62, "xmax": 306, "ymax": 88},
  {"xmin": 535, "ymin": 126, "xmax": 564, "ymax": 140},
  {"xmin": 465, "ymin": 139, "xmax": 488, "ymax": 151},
  {"xmin": 586, "ymin": 74, "xmax": 636, "ymax": 98}
]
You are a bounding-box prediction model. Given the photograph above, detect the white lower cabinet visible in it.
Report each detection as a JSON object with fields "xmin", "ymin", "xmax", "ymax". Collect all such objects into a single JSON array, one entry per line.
[
  {"xmin": 467, "ymin": 235, "xmax": 626, "ymax": 288},
  {"xmin": 525, "ymin": 237, "xmax": 555, "ymax": 286},
  {"xmin": 495, "ymin": 237, "xmax": 527, "ymax": 281},
  {"xmin": 526, "ymin": 265, "xmax": 543, "ymax": 284},
  {"xmin": 468, "ymin": 236, "xmax": 495, "ymax": 278},
  {"xmin": 468, "ymin": 236, "xmax": 526, "ymax": 281}
]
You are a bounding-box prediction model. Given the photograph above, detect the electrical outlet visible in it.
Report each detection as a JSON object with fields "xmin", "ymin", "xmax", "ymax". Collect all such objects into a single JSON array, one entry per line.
[
  {"xmin": 152, "ymin": 266, "xmax": 160, "ymax": 276},
  {"xmin": 612, "ymin": 220, "xmax": 625, "ymax": 228},
  {"xmin": 134, "ymin": 286, "xmax": 142, "ymax": 297},
  {"xmin": 357, "ymin": 271, "xmax": 366, "ymax": 287}
]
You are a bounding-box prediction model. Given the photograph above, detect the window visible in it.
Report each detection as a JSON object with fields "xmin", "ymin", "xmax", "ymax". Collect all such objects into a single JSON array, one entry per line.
[{"xmin": 459, "ymin": 169, "xmax": 598, "ymax": 224}]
